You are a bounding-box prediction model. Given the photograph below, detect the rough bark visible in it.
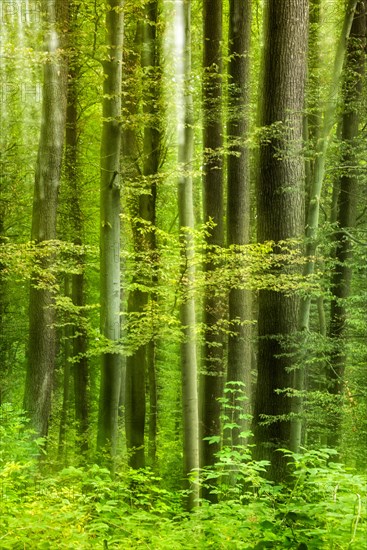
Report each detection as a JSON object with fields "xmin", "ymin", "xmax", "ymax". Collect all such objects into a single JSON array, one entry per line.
[
  {"xmin": 253, "ymin": 0, "xmax": 308, "ymax": 481},
  {"xmin": 97, "ymin": 0, "xmax": 123, "ymax": 463},
  {"xmin": 23, "ymin": 0, "xmax": 68, "ymax": 438}
]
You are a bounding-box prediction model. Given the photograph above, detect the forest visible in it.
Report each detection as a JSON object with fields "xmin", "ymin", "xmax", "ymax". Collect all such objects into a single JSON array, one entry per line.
[{"xmin": 0, "ymin": 0, "xmax": 366, "ymax": 548}]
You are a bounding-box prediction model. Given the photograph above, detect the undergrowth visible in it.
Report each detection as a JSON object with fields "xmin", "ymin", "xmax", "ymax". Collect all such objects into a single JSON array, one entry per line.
[{"xmin": 0, "ymin": 403, "xmax": 366, "ymax": 549}]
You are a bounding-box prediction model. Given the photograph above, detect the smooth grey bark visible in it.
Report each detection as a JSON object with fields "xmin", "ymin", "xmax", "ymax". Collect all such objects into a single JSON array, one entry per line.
[
  {"xmin": 253, "ymin": 0, "xmax": 308, "ymax": 482},
  {"xmin": 328, "ymin": 0, "xmax": 366, "ymax": 449},
  {"xmin": 201, "ymin": 0, "xmax": 225, "ymax": 490},
  {"xmin": 226, "ymin": 0, "xmax": 252, "ymax": 448},
  {"xmin": 178, "ymin": 0, "xmax": 200, "ymax": 510},
  {"xmin": 23, "ymin": 0, "xmax": 68, "ymax": 438},
  {"xmin": 97, "ymin": 0, "xmax": 123, "ymax": 463}
]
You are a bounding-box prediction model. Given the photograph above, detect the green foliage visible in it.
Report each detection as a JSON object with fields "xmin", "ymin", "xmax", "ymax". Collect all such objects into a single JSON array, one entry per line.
[{"xmin": 1, "ymin": 406, "xmax": 365, "ymax": 549}]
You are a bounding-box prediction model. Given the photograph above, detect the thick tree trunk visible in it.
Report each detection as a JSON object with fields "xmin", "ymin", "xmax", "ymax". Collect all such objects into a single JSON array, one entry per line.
[
  {"xmin": 97, "ymin": 0, "xmax": 123, "ymax": 463},
  {"xmin": 201, "ymin": 0, "xmax": 224, "ymax": 489},
  {"xmin": 23, "ymin": 0, "xmax": 68, "ymax": 438},
  {"xmin": 253, "ymin": 0, "xmax": 308, "ymax": 482},
  {"xmin": 328, "ymin": 1, "xmax": 366, "ymax": 449},
  {"xmin": 178, "ymin": 0, "xmax": 200, "ymax": 510},
  {"xmin": 226, "ymin": 0, "xmax": 252, "ymax": 448}
]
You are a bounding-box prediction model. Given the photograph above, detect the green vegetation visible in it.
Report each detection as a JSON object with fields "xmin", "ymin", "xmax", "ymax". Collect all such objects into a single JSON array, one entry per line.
[{"xmin": 1, "ymin": 0, "xmax": 367, "ymax": 547}]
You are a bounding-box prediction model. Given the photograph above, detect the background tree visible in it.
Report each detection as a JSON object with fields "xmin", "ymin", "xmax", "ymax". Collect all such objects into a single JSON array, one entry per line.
[
  {"xmin": 97, "ymin": 0, "xmax": 123, "ymax": 463},
  {"xmin": 201, "ymin": 0, "xmax": 225, "ymax": 483},
  {"xmin": 328, "ymin": 0, "xmax": 366, "ymax": 449},
  {"xmin": 226, "ymin": 0, "xmax": 252, "ymax": 447},
  {"xmin": 125, "ymin": 0, "xmax": 163, "ymax": 469},
  {"xmin": 177, "ymin": 0, "xmax": 200, "ymax": 509}
]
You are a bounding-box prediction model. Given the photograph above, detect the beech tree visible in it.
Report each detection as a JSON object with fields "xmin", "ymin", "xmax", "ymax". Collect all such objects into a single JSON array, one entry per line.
[
  {"xmin": 97, "ymin": 0, "xmax": 123, "ymax": 462},
  {"xmin": 125, "ymin": 0, "xmax": 162, "ymax": 469},
  {"xmin": 177, "ymin": 0, "xmax": 199, "ymax": 509}
]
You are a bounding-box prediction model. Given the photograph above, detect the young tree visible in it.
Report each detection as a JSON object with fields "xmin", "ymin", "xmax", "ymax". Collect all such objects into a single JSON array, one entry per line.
[
  {"xmin": 125, "ymin": 0, "xmax": 162, "ymax": 469},
  {"xmin": 66, "ymin": 7, "xmax": 90, "ymax": 454},
  {"xmin": 328, "ymin": 0, "xmax": 366, "ymax": 449},
  {"xmin": 299, "ymin": 0, "xmax": 359, "ymax": 332},
  {"xmin": 201, "ymin": 0, "xmax": 224, "ymax": 482},
  {"xmin": 177, "ymin": 0, "xmax": 199, "ymax": 509},
  {"xmin": 97, "ymin": 0, "xmax": 123, "ymax": 462},
  {"xmin": 226, "ymin": 0, "xmax": 252, "ymax": 447},
  {"xmin": 253, "ymin": 0, "xmax": 308, "ymax": 481},
  {"xmin": 23, "ymin": 0, "xmax": 68, "ymax": 438}
]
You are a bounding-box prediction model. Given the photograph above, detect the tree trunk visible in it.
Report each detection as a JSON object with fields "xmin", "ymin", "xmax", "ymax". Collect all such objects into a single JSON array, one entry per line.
[
  {"xmin": 328, "ymin": 0, "xmax": 366, "ymax": 450},
  {"xmin": 58, "ymin": 278, "xmax": 72, "ymax": 464},
  {"xmin": 226, "ymin": 0, "xmax": 252, "ymax": 448},
  {"xmin": 97, "ymin": 0, "xmax": 123, "ymax": 464},
  {"xmin": 63, "ymin": 21, "xmax": 90, "ymax": 454},
  {"xmin": 201, "ymin": 0, "xmax": 224, "ymax": 489},
  {"xmin": 125, "ymin": 0, "xmax": 162, "ymax": 469},
  {"xmin": 299, "ymin": 0, "xmax": 358, "ymax": 332},
  {"xmin": 253, "ymin": 0, "xmax": 308, "ymax": 482},
  {"xmin": 23, "ymin": 0, "xmax": 68, "ymax": 438},
  {"xmin": 177, "ymin": 0, "xmax": 200, "ymax": 510}
]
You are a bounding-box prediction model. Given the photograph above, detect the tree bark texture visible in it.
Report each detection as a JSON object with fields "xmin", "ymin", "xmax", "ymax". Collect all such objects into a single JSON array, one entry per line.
[
  {"xmin": 24, "ymin": 0, "xmax": 68, "ymax": 438},
  {"xmin": 253, "ymin": 0, "xmax": 308, "ymax": 481}
]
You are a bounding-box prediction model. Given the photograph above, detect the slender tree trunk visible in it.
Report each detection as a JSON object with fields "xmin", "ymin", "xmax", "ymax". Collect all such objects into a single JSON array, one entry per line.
[
  {"xmin": 226, "ymin": 0, "xmax": 252, "ymax": 448},
  {"xmin": 253, "ymin": 0, "xmax": 308, "ymax": 482},
  {"xmin": 177, "ymin": 0, "xmax": 199, "ymax": 510},
  {"xmin": 201, "ymin": 0, "xmax": 224, "ymax": 489},
  {"xmin": 23, "ymin": 0, "xmax": 68, "ymax": 438},
  {"xmin": 64, "ymin": 24, "xmax": 90, "ymax": 453},
  {"xmin": 293, "ymin": 0, "xmax": 358, "ymax": 452},
  {"xmin": 328, "ymin": 0, "xmax": 366, "ymax": 449},
  {"xmin": 58, "ymin": 278, "xmax": 72, "ymax": 464},
  {"xmin": 299, "ymin": 0, "xmax": 358, "ymax": 332},
  {"xmin": 97, "ymin": 0, "xmax": 123, "ymax": 464},
  {"xmin": 125, "ymin": 0, "xmax": 162, "ymax": 469},
  {"xmin": 121, "ymin": 19, "xmax": 144, "ymax": 467}
]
